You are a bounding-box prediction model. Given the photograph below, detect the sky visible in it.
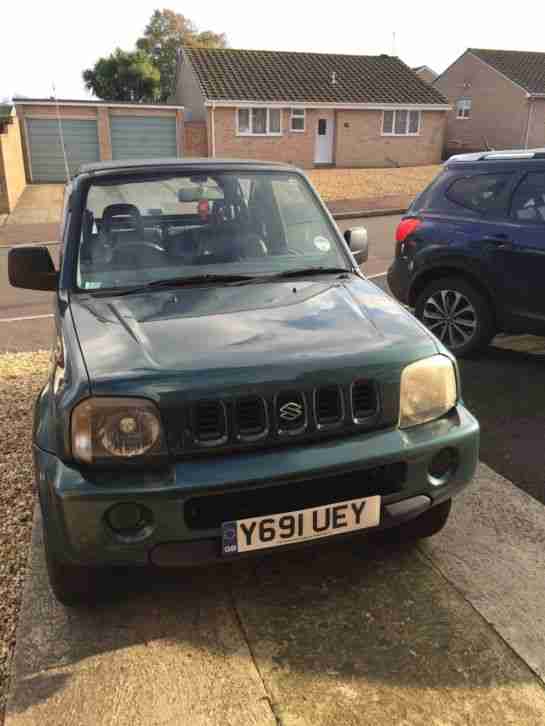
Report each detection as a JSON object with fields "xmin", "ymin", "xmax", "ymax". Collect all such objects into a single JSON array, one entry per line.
[{"xmin": 2, "ymin": 0, "xmax": 545, "ymax": 101}]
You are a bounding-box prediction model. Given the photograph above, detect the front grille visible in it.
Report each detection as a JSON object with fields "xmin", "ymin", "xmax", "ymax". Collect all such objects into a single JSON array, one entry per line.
[
  {"xmin": 315, "ymin": 385, "xmax": 344, "ymax": 427},
  {"xmin": 180, "ymin": 378, "xmax": 384, "ymax": 454},
  {"xmin": 193, "ymin": 401, "xmax": 227, "ymax": 445},
  {"xmin": 185, "ymin": 462, "xmax": 406, "ymax": 530},
  {"xmin": 236, "ymin": 396, "xmax": 268, "ymax": 441},
  {"xmin": 351, "ymin": 381, "xmax": 378, "ymax": 421}
]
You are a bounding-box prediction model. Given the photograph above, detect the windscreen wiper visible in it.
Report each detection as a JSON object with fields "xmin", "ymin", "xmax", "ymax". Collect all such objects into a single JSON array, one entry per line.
[
  {"xmin": 96, "ymin": 273, "xmax": 258, "ymax": 296},
  {"xmin": 268, "ymin": 267, "xmax": 352, "ymax": 279}
]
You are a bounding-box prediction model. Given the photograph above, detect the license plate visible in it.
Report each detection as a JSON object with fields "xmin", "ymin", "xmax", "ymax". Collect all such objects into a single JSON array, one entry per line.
[{"xmin": 221, "ymin": 495, "xmax": 381, "ymax": 556}]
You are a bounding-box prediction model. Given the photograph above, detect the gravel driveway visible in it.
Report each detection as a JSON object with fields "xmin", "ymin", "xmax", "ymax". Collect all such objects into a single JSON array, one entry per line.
[
  {"xmin": 309, "ymin": 165, "xmax": 441, "ymax": 202},
  {"xmin": 0, "ymin": 352, "xmax": 48, "ymax": 720}
]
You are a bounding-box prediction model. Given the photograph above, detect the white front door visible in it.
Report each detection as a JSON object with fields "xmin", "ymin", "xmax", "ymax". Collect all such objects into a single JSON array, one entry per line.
[{"xmin": 314, "ymin": 112, "xmax": 335, "ymax": 164}]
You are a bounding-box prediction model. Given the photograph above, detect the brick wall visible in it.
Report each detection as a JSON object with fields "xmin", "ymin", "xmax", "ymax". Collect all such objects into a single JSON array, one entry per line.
[
  {"xmin": 526, "ymin": 99, "xmax": 545, "ymax": 148},
  {"xmin": 210, "ymin": 107, "xmax": 317, "ymax": 167},
  {"xmin": 335, "ymin": 110, "xmax": 445, "ymax": 167},
  {"xmin": 184, "ymin": 121, "xmax": 208, "ymax": 157},
  {"xmin": 435, "ymin": 51, "xmax": 529, "ymax": 153},
  {"xmin": 209, "ymin": 106, "xmax": 445, "ymax": 168},
  {"xmin": 0, "ymin": 116, "xmax": 26, "ymax": 214}
]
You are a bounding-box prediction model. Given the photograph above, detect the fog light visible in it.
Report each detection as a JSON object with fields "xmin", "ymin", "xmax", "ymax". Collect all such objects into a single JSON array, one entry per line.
[
  {"xmin": 106, "ymin": 502, "xmax": 152, "ymax": 537},
  {"xmin": 429, "ymin": 448, "xmax": 458, "ymax": 484}
]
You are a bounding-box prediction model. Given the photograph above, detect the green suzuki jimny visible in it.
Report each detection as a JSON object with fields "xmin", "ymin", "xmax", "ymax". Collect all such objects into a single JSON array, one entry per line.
[{"xmin": 9, "ymin": 159, "xmax": 479, "ymax": 606}]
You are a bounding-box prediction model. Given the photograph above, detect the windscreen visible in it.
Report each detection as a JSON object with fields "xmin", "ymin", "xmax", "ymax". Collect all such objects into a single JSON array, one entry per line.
[{"xmin": 77, "ymin": 171, "xmax": 348, "ymax": 290}]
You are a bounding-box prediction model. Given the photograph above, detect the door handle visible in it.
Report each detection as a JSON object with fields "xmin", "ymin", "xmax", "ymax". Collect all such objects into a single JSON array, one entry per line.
[{"xmin": 483, "ymin": 234, "xmax": 512, "ymax": 247}]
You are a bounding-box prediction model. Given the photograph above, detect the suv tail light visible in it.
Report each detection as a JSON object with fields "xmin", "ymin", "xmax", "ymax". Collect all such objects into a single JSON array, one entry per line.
[
  {"xmin": 396, "ymin": 217, "xmax": 422, "ymax": 257},
  {"xmin": 395, "ymin": 218, "xmax": 422, "ymax": 243}
]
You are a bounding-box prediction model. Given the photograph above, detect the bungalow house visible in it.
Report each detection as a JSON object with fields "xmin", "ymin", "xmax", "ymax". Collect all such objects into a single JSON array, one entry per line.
[
  {"xmin": 174, "ymin": 47, "xmax": 450, "ymax": 168},
  {"xmin": 435, "ymin": 48, "xmax": 545, "ymax": 155}
]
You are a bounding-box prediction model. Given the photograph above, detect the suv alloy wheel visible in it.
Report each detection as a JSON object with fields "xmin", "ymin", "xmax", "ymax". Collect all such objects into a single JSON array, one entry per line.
[{"xmin": 415, "ymin": 277, "xmax": 495, "ymax": 357}]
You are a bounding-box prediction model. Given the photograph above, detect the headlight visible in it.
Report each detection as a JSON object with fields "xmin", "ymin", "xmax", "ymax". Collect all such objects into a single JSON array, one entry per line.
[
  {"xmin": 399, "ymin": 355, "xmax": 457, "ymax": 429},
  {"xmin": 71, "ymin": 397, "xmax": 165, "ymax": 464}
]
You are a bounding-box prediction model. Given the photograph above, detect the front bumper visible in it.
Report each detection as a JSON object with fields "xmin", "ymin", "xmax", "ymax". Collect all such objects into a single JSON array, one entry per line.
[{"xmin": 35, "ymin": 404, "xmax": 479, "ymax": 567}]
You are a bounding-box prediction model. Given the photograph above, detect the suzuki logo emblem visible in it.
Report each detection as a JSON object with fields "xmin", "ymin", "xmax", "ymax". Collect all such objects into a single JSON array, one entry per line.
[{"xmin": 279, "ymin": 401, "xmax": 304, "ymax": 422}]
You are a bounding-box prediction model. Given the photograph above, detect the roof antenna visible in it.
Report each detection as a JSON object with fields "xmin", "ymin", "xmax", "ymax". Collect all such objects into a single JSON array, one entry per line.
[
  {"xmin": 331, "ymin": 71, "xmax": 337, "ymax": 85},
  {"xmin": 392, "ymin": 32, "xmax": 396, "ymax": 56},
  {"xmin": 52, "ymin": 82, "xmax": 70, "ymax": 184}
]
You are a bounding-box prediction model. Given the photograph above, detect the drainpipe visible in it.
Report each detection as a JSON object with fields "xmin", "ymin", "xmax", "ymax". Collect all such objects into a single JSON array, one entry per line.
[
  {"xmin": 210, "ymin": 103, "xmax": 216, "ymax": 158},
  {"xmin": 524, "ymin": 98, "xmax": 534, "ymax": 149}
]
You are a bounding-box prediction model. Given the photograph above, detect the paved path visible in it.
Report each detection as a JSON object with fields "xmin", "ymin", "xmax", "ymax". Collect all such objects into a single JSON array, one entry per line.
[{"xmin": 6, "ymin": 463, "xmax": 545, "ymax": 726}]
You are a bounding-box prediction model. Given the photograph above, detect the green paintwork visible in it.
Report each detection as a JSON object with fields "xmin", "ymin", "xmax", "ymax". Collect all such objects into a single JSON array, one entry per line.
[{"xmin": 30, "ymin": 161, "xmax": 479, "ymax": 570}]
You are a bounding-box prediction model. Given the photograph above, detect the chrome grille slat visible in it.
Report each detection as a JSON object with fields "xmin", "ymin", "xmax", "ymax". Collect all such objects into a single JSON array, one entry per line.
[
  {"xmin": 351, "ymin": 380, "xmax": 378, "ymax": 423},
  {"xmin": 315, "ymin": 385, "xmax": 344, "ymax": 429},
  {"xmin": 236, "ymin": 396, "xmax": 268, "ymax": 442},
  {"xmin": 193, "ymin": 401, "xmax": 228, "ymax": 446}
]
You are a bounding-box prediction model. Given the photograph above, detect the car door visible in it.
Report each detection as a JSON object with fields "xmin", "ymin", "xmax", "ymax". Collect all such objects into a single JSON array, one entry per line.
[{"xmin": 494, "ymin": 171, "xmax": 545, "ymax": 326}]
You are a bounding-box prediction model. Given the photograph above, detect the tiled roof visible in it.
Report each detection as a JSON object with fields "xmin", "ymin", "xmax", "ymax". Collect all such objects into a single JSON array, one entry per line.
[
  {"xmin": 470, "ymin": 49, "xmax": 545, "ymax": 95},
  {"xmin": 184, "ymin": 47, "xmax": 448, "ymax": 105}
]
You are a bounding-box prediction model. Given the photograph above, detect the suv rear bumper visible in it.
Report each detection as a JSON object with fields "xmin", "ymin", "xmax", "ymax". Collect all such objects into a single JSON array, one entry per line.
[
  {"xmin": 387, "ymin": 258, "xmax": 411, "ymax": 305},
  {"xmin": 35, "ymin": 404, "xmax": 479, "ymax": 568}
]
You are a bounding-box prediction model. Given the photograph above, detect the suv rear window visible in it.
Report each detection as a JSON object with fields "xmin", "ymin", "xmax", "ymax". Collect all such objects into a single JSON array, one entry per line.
[
  {"xmin": 446, "ymin": 174, "xmax": 512, "ymax": 214},
  {"xmin": 511, "ymin": 172, "xmax": 545, "ymax": 223}
]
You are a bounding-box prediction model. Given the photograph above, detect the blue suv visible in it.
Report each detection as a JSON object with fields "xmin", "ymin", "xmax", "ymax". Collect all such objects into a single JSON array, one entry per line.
[{"xmin": 388, "ymin": 150, "xmax": 545, "ymax": 356}]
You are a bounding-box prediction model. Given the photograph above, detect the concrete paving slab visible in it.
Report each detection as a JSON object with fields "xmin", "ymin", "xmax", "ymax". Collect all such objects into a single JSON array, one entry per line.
[
  {"xmin": 231, "ymin": 538, "xmax": 545, "ymax": 726},
  {"xmin": 422, "ymin": 461, "xmax": 545, "ymax": 684},
  {"xmin": 5, "ymin": 513, "xmax": 276, "ymax": 726},
  {"xmin": 5, "ymin": 465, "xmax": 545, "ymax": 726},
  {"xmin": 5, "ymin": 187, "xmax": 64, "ymax": 227}
]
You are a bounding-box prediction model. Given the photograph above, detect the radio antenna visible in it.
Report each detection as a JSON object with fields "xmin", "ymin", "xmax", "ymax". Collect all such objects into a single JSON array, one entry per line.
[{"xmin": 52, "ymin": 82, "xmax": 70, "ymax": 184}]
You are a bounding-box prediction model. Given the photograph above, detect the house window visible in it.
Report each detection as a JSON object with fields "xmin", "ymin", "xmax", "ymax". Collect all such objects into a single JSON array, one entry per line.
[
  {"xmin": 456, "ymin": 98, "xmax": 472, "ymax": 119},
  {"xmin": 290, "ymin": 109, "xmax": 305, "ymax": 132},
  {"xmin": 382, "ymin": 110, "xmax": 421, "ymax": 136},
  {"xmin": 237, "ymin": 108, "xmax": 282, "ymax": 135}
]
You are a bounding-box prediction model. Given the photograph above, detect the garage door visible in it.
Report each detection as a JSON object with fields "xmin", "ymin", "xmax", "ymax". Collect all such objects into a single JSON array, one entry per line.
[
  {"xmin": 110, "ymin": 115, "xmax": 178, "ymax": 160},
  {"xmin": 26, "ymin": 118, "xmax": 100, "ymax": 182}
]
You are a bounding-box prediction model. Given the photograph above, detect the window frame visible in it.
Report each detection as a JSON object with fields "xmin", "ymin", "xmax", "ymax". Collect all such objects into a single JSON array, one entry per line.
[
  {"xmin": 290, "ymin": 108, "xmax": 306, "ymax": 132},
  {"xmin": 509, "ymin": 172, "xmax": 545, "ymax": 225},
  {"xmin": 456, "ymin": 98, "xmax": 472, "ymax": 120},
  {"xmin": 381, "ymin": 109, "xmax": 421, "ymax": 137},
  {"xmin": 445, "ymin": 172, "xmax": 513, "ymax": 216},
  {"xmin": 236, "ymin": 107, "xmax": 283, "ymax": 137}
]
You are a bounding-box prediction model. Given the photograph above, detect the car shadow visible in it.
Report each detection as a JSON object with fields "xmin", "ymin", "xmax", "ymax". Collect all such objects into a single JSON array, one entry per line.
[
  {"xmin": 459, "ymin": 335, "xmax": 545, "ymax": 504},
  {"xmin": 10, "ymin": 514, "xmax": 542, "ymax": 718}
]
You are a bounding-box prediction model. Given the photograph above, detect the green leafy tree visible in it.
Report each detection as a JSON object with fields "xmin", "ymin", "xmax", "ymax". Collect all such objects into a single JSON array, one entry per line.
[
  {"xmin": 82, "ymin": 49, "xmax": 161, "ymax": 102},
  {"xmin": 136, "ymin": 9, "xmax": 227, "ymax": 101}
]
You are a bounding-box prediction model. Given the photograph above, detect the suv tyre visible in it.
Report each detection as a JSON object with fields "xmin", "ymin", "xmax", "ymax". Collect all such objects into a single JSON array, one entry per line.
[{"xmin": 415, "ymin": 276, "xmax": 495, "ymax": 357}]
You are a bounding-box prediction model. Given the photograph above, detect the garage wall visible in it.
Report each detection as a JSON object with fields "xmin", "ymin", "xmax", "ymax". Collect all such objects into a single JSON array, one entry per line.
[
  {"xmin": 16, "ymin": 102, "xmax": 184, "ymax": 182},
  {"xmin": 110, "ymin": 114, "xmax": 177, "ymax": 160},
  {"xmin": 0, "ymin": 115, "xmax": 26, "ymax": 213},
  {"xmin": 26, "ymin": 118, "xmax": 100, "ymax": 182}
]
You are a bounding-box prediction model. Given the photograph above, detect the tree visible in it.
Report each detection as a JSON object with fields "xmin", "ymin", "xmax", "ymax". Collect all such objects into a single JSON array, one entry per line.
[
  {"xmin": 82, "ymin": 49, "xmax": 161, "ymax": 102},
  {"xmin": 136, "ymin": 9, "xmax": 227, "ymax": 101}
]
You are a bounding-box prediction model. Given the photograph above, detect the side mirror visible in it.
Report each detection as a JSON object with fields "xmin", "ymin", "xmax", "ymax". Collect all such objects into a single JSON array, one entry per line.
[
  {"xmin": 344, "ymin": 227, "xmax": 368, "ymax": 264},
  {"xmin": 8, "ymin": 246, "xmax": 58, "ymax": 291}
]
